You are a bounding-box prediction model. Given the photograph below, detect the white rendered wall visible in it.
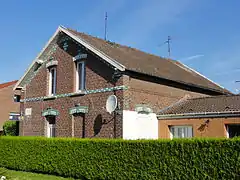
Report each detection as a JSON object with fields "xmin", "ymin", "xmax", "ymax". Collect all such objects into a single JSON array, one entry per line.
[{"xmin": 123, "ymin": 110, "xmax": 158, "ymax": 140}]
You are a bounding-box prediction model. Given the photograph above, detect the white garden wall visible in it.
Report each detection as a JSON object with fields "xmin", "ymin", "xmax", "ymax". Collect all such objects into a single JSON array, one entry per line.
[{"xmin": 122, "ymin": 110, "xmax": 158, "ymax": 140}]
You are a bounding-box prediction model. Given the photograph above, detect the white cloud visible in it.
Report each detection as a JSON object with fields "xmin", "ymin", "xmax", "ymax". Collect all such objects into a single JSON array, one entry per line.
[{"xmin": 181, "ymin": 54, "xmax": 204, "ymax": 62}]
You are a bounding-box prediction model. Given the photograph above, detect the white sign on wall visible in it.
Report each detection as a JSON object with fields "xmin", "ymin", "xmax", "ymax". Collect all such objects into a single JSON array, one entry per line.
[{"xmin": 25, "ymin": 108, "xmax": 32, "ymax": 116}]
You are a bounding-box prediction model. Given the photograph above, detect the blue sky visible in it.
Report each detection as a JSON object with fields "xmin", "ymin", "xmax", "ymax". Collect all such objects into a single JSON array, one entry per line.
[{"xmin": 0, "ymin": 0, "xmax": 240, "ymax": 93}]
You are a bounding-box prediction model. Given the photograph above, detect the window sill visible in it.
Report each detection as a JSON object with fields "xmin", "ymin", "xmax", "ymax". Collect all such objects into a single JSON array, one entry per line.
[
  {"xmin": 44, "ymin": 95, "xmax": 57, "ymax": 101},
  {"xmin": 69, "ymin": 90, "xmax": 86, "ymax": 97}
]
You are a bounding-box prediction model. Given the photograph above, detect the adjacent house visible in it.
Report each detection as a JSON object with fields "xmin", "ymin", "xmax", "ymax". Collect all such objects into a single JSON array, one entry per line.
[
  {"xmin": 158, "ymin": 95, "xmax": 240, "ymax": 139},
  {"xmin": 0, "ymin": 80, "xmax": 20, "ymax": 134},
  {"xmin": 14, "ymin": 26, "xmax": 231, "ymax": 139}
]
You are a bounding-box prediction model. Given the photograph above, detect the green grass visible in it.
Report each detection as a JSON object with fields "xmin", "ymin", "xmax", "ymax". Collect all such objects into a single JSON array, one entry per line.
[{"xmin": 0, "ymin": 168, "xmax": 74, "ymax": 180}]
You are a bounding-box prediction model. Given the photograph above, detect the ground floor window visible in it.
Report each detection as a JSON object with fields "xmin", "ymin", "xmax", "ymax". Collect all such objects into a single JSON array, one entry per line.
[
  {"xmin": 46, "ymin": 116, "xmax": 56, "ymax": 137},
  {"xmin": 169, "ymin": 125, "xmax": 193, "ymax": 139},
  {"xmin": 226, "ymin": 124, "xmax": 240, "ymax": 138}
]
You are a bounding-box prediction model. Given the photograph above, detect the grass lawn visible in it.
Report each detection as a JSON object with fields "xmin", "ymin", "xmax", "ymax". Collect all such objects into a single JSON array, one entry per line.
[{"xmin": 0, "ymin": 168, "xmax": 74, "ymax": 180}]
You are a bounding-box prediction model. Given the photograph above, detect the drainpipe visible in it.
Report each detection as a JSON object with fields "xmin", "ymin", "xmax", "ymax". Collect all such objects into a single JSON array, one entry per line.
[{"xmin": 112, "ymin": 68, "xmax": 122, "ymax": 138}]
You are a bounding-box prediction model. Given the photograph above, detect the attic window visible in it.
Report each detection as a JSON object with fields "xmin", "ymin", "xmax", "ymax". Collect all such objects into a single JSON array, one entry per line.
[
  {"xmin": 34, "ymin": 60, "xmax": 43, "ymax": 71},
  {"xmin": 34, "ymin": 63, "xmax": 41, "ymax": 72}
]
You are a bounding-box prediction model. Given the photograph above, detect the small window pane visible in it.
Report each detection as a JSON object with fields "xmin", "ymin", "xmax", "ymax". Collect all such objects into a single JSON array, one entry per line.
[
  {"xmin": 78, "ymin": 63, "xmax": 82, "ymax": 90},
  {"xmin": 169, "ymin": 126, "xmax": 192, "ymax": 139},
  {"xmin": 49, "ymin": 68, "xmax": 56, "ymax": 95}
]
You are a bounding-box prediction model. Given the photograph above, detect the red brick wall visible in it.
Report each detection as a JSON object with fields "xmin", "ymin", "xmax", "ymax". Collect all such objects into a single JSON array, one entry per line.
[
  {"xmin": 159, "ymin": 117, "xmax": 240, "ymax": 138},
  {"xmin": 20, "ymin": 38, "xmax": 123, "ymax": 138},
  {"xmin": 124, "ymin": 77, "xmax": 209, "ymax": 112},
  {"xmin": 0, "ymin": 84, "xmax": 20, "ymax": 131}
]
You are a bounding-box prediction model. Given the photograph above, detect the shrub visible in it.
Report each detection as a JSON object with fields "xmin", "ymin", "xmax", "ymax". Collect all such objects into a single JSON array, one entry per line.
[
  {"xmin": 0, "ymin": 137, "xmax": 239, "ymax": 179},
  {"xmin": 3, "ymin": 121, "xmax": 18, "ymax": 136}
]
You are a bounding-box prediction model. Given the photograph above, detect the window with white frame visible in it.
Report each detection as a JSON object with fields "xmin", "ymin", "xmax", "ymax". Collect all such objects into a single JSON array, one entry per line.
[
  {"xmin": 49, "ymin": 67, "xmax": 57, "ymax": 95},
  {"xmin": 76, "ymin": 61, "xmax": 86, "ymax": 91},
  {"xmin": 169, "ymin": 125, "xmax": 193, "ymax": 139}
]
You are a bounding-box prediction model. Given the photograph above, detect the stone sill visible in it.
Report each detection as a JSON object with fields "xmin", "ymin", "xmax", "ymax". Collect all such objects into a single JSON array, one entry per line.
[
  {"xmin": 43, "ymin": 96, "xmax": 56, "ymax": 101},
  {"xmin": 69, "ymin": 91, "xmax": 86, "ymax": 97}
]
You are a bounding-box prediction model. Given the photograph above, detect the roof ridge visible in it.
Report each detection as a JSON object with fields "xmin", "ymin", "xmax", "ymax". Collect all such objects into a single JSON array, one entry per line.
[{"xmin": 187, "ymin": 94, "xmax": 240, "ymax": 101}]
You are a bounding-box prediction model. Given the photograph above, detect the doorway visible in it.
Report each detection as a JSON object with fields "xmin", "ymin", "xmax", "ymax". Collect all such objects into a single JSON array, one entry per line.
[
  {"xmin": 73, "ymin": 113, "xmax": 85, "ymax": 138},
  {"xmin": 46, "ymin": 116, "xmax": 56, "ymax": 137}
]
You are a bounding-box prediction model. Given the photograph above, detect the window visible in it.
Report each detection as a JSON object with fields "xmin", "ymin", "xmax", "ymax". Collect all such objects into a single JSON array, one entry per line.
[
  {"xmin": 47, "ymin": 116, "xmax": 56, "ymax": 137},
  {"xmin": 76, "ymin": 61, "xmax": 86, "ymax": 91},
  {"xmin": 14, "ymin": 95, "xmax": 21, "ymax": 102},
  {"xmin": 49, "ymin": 67, "xmax": 57, "ymax": 95},
  {"xmin": 169, "ymin": 125, "xmax": 193, "ymax": 139},
  {"xmin": 226, "ymin": 124, "xmax": 240, "ymax": 138}
]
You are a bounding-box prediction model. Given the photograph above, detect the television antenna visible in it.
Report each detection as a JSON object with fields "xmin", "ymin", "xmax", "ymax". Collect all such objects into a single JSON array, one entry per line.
[
  {"xmin": 159, "ymin": 36, "xmax": 172, "ymax": 58},
  {"xmin": 104, "ymin": 12, "xmax": 108, "ymax": 40}
]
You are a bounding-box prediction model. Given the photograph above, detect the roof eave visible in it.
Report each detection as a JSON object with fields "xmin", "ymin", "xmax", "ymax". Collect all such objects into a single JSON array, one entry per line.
[
  {"xmin": 157, "ymin": 111, "xmax": 240, "ymax": 120},
  {"xmin": 126, "ymin": 69, "xmax": 231, "ymax": 95}
]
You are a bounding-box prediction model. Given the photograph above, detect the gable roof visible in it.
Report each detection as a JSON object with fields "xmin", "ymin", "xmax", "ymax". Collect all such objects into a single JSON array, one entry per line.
[
  {"xmin": 158, "ymin": 95, "xmax": 240, "ymax": 116},
  {"xmin": 0, "ymin": 80, "xmax": 18, "ymax": 90},
  {"xmin": 14, "ymin": 26, "xmax": 230, "ymax": 94}
]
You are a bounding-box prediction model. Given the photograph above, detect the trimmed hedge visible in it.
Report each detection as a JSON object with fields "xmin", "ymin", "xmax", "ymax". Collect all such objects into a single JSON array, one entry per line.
[{"xmin": 0, "ymin": 137, "xmax": 239, "ymax": 179}]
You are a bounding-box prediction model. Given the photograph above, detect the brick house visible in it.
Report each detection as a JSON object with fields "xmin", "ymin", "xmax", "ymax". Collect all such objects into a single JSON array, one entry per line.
[
  {"xmin": 158, "ymin": 95, "xmax": 240, "ymax": 139},
  {"xmin": 14, "ymin": 26, "xmax": 231, "ymax": 139},
  {"xmin": 0, "ymin": 80, "xmax": 20, "ymax": 134}
]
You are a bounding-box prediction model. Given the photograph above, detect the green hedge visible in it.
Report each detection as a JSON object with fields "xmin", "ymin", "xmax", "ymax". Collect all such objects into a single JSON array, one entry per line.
[
  {"xmin": 3, "ymin": 121, "xmax": 18, "ymax": 136},
  {"xmin": 0, "ymin": 137, "xmax": 239, "ymax": 179}
]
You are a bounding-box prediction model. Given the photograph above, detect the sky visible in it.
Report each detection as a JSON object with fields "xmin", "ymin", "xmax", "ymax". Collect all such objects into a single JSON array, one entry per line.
[{"xmin": 0, "ymin": 0, "xmax": 240, "ymax": 93}]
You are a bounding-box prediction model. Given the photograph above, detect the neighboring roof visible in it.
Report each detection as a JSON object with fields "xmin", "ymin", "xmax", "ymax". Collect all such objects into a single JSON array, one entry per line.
[
  {"xmin": 0, "ymin": 80, "xmax": 18, "ymax": 89},
  {"xmin": 158, "ymin": 95, "xmax": 240, "ymax": 116},
  {"xmin": 14, "ymin": 26, "xmax": 230, "ymax": 94}
]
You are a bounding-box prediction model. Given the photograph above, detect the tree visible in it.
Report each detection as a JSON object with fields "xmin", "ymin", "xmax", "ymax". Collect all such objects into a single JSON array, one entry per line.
[{"xmin": 3, "ymin": 121, "xmax": 18, "ymax": 136}]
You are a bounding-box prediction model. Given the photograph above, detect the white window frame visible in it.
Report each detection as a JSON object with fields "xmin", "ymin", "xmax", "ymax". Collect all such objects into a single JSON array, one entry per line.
[
  {"xmin": 169, "ymin": 125, "xmax": 193, "ymax": 139},
  {"xmin": 226, "ymin": 125, "xmax": 229, "ymax": 138},
  {"xmin": 76, "ymin": 61, "xmax": 86, "ymax": 92},
  {"xmin": 49, "ymin": 67, "xmax": 57, "ymax": 96}
]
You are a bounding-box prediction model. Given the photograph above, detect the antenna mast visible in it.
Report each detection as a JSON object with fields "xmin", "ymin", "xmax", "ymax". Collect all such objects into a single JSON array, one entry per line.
[
  {"xmin": 167, "ymin": 36, "xmax": 171, "ymax": 58},
  {"xmin": 159, "ymin": 36, "xmax": 172, "ymax": 58},
  {"xmin": 104, "ymin": 12, "xmax": 108, "ymax": 40}
]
